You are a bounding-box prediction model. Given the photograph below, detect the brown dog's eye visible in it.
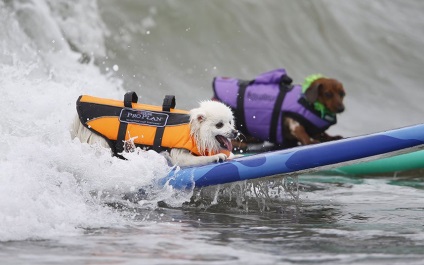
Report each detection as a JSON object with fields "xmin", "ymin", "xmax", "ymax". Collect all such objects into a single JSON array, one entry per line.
[
  {"xmin": 216, "ymin": 122, "xmax": 224, "ymax": 129},
  {"xmin": 324, "ymin": 92, "xmax": 333, "ymax": 98},
  {"xmin": 340, "ymin": 91, "xmax": 346, "ymax": 98}
]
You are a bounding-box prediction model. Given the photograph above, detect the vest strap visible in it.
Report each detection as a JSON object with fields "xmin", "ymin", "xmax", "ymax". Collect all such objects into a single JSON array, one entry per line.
[
  {"xmin": 116, "ymin": 91, "xmax": 139, "ymax": 154},
  {"xmin": 153, "ymin": 95, "xmax": 176, "ymax": 151},
  {"xmin": 235, "ymin": 80, "xmax": 252, "ymax": 133},
  {"xmin": 269, "ymin": 83, "xmax": 292, "ymax": 143}
]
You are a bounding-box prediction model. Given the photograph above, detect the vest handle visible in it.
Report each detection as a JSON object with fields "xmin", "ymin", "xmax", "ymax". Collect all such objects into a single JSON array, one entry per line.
[
  {"xmin": 162, "ymin": 95, "xmax": 176, "ymax": 111},
  {"xmin": 124, "ymin": 91, "xmax": 138, "ymax": 108},
  {"xmin": 280, "ymin": 74, "xmax": 293, "ymax": 86}
]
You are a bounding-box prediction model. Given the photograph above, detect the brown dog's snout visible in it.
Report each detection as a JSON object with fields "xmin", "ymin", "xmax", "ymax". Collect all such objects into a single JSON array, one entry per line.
[
  {"xmin": 335, "ymin": 103, "xmax": 345, "ymax": 113},
  {"xmin": 326, "ymin": 99, "xmax": 345, "ymax": 114},
  {"xmin": 334, "ymin": 91, "xmax": 346, "ymax": 113}
]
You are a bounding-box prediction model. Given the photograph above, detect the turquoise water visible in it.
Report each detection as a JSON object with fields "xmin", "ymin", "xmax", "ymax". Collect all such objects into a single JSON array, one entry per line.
[{"xmin": 1, "ymin": 0, "xmax": 424, "ymax": 264}]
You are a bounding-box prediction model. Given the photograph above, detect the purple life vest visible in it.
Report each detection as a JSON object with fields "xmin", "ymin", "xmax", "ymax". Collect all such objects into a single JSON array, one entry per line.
[{"xmin": 212, "ymin": 69, "xmax": 336, "ymax": 147}]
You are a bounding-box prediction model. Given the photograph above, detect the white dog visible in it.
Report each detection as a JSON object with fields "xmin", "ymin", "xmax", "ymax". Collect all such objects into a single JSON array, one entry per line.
[{"xmin": 71, "ymin": 100, "xmax": 238, "ymax": 167}]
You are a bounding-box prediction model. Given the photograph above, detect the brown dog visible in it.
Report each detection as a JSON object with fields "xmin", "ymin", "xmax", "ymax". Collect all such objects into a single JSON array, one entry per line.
[
  {"xmin": 213, "ymin": 71, "xmax": 346, "ymax": 151},
  {"xmin": 283, "ymin": 77, "xmax": 345, "ymax": 146}
]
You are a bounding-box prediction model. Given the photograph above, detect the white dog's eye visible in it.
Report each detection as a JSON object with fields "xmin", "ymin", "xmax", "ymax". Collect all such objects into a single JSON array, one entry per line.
[{"xmin": 216, "ymin": 122, "xmax": 224, "ymax": 129}]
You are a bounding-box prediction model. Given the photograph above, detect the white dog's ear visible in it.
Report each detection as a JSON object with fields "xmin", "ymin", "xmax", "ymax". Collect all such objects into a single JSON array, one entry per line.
[
  {"xmin": 197, "ymin": 113, "xmax": 206, "ymax": 123},
  {"xmin": 190, "ymin": 108, "xmax": 206, "ymax": 123}
]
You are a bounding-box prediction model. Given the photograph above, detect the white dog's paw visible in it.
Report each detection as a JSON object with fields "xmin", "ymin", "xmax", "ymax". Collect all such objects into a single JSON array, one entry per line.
[{"xmin": 212, "ymin": 153, "xmax": 227, "ymax": 163}]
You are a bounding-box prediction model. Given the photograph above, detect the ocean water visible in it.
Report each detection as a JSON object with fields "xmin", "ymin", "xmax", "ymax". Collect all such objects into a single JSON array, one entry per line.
[{"xmin": 1, "ymin": 0, "xmax": 424, "ymax": 264}]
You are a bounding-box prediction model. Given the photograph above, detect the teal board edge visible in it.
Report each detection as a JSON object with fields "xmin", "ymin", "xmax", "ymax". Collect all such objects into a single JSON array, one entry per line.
[{"xmin": 330, "ymin": 149, "xmax": 424, "ymax": 175}]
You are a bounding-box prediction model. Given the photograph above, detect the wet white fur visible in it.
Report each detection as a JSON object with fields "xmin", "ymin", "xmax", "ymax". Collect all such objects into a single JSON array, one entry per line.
[
  {"xmin": 71, "ymin": 100, "xmax": 236, "ymax": 167},
  {"xmin": 170, "ymin": 100, "xmax": 236, "ymax": 166}
]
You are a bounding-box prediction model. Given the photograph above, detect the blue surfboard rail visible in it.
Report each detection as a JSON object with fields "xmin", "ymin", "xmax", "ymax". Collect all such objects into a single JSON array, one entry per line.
[{"xmin": 160, "ymin": 124, "xmax": 424, "ymax": 190}]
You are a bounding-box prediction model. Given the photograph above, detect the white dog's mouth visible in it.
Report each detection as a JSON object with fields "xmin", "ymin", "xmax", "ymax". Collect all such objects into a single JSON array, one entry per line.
[{"xmin": 215, "ymin": 135, "xmax": 232, "ymax": 151}]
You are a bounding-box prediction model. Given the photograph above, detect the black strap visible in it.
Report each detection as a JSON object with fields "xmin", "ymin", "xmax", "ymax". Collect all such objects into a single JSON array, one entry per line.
[
  {"xmin": 153, "ymin": 95, "xmax": 176, "ymax": 151},
  {"xmin": 162, "ymin": 95, "xmax": 176, "ymax": 112},
  {"xmin": 116, "ymin": 91, "xmax": 138, "ymax": 154},
  {"xmin": 235, "ymin": 80, "xmax": 251, "ymax": 133},
  {"xmin": 124, "ymin": 91, "xmax": 138, "ymax": 107},
  {"xmin": 269, "ymin": 83, "xmax": 291, "ymax": 143}
]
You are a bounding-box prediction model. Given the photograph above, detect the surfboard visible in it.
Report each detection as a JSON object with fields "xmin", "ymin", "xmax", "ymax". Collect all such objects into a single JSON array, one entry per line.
[{"xmin": 160, "ymin": 124, "xmax": 424, "ymax": 190}]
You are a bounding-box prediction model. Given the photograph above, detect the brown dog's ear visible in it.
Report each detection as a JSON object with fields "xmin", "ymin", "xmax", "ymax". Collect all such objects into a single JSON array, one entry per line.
[{"xmin": 304, "ymin": 81, "xmax": 321, "ymax": 104}]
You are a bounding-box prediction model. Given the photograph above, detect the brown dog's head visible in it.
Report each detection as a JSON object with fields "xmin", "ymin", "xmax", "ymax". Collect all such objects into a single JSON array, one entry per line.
[{"xmin": 304, "ymin": 77, "xmax": 346, "ymax": 114}]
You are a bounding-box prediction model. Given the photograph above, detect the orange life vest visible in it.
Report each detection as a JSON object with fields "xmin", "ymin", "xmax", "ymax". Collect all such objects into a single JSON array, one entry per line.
[{"xmin": 76, "ymin": 92, "xmax": 231, "ymax": 158}]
